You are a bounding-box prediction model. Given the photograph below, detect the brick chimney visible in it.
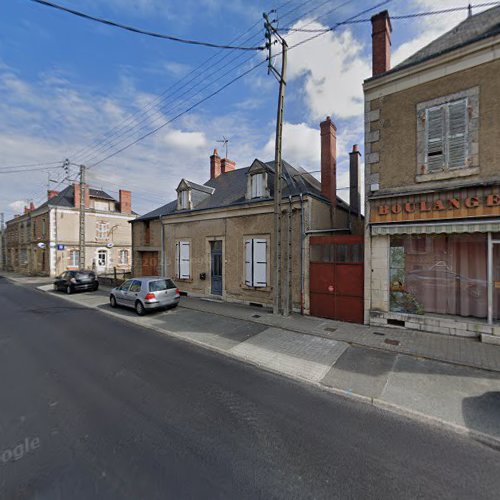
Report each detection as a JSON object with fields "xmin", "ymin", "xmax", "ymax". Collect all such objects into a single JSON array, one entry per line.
[
  {"xmin": 29, "ymin": 201, "xmax": 35, "ymax": 211},
  {"xmin": 320, "ymin": 116, "xmax": 337, "ymax": 207},
  {"xmin": 119, "ymin": 189, "xmax": 132, "ymax": 214},
  {"xmin": 221, "ymin": 158, "xmax": 236, "ymax": 174},
  {"xmin": 47, "ymin": 190, "xmax": 59, "ymax": 200},
  {"xmin": 73, "ymin": 183, "xmax": 90, "ymax": 209},
  {"xmin": 371, "ymin": 10, "xmax": 392, "ymax": 76},
  {"xmin": 349, "ymin": 144, "xmax": 361, "ymax": 215},
  {"xmin": 210, "ymin": 149, "xmax": 222, "ymax": 179}
]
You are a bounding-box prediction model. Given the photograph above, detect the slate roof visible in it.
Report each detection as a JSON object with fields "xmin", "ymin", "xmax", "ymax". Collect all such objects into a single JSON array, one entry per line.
[
  {"xmin": 37, "ymin": 185, "xmax": 119, "ymax": 210},
  {"xmin": 370, "ymin": 5, "xmax": 500, "ymax": 79},
  {"xmin": 133, "ymin": 159, "xmax": 349, "ymax": 222}
]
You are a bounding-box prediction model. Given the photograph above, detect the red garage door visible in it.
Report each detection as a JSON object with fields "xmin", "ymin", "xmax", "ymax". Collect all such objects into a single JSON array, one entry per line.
[{"xmin": 309, "ymin": 235, "xmax": 364, "ymax": 323}]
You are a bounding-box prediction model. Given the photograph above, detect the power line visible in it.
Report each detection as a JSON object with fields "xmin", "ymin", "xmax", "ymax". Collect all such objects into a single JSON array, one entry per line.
[
  {"xmin": 73, "ymin": 1, "xmax": 349, "ymax": 166},
  {"xmin": 28, "ymin": 0, "xmax": 266, "ymax": 51},
  {"xmin": 0, "ymin": 165, "xmax": 65, "ymax": 174},
  {"xmin": 284, "ymin": 2, "xmax": 500, "ymax": 31},
  {"xmin": 0, "ymin": 161, "xmax": 62, "ymax": 171}
]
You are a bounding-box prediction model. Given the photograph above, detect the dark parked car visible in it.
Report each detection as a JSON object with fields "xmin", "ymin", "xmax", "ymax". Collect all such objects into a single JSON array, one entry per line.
[{"xmin": 54, "ymin": 270, "xmax": 99, "ymax": 294}]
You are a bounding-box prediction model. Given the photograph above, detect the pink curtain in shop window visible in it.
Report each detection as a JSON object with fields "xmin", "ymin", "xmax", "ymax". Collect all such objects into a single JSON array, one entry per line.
[{"xmin": 404, "ymin": 235, "xmax": 487, "ymax": 319}]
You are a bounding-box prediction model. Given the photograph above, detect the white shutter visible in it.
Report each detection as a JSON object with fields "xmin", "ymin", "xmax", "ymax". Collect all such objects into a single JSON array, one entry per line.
[
  {"xmin": 245, "ymin": 240, "xmax": 253, "ymax": 286},
  {"xmin": 426, "ymin": 106, "xmax": 445, "ymax": 172},
  {"xmin": 448, "ymin": 99, "xmax": 467, "ymax": 168},
  {"xmin": 179, "ymin": 241, "xmax": 190, "ymax": 279},
  {"xmin": 253, "ymin": 239, "xmax": 267, "ymax": 287},
  {"xmin": 251, "ymin": 174, "xmax": 263, "ymax": 198},
  {"xmin": 175, "ymin": 241, "xmax": 180, "ymax": 278}
]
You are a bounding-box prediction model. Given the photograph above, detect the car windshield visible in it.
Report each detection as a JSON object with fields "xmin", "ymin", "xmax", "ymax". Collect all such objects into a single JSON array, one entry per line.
[{"xmin": 149, "ymin": 279, "xmax": 176, "ymax": 292}]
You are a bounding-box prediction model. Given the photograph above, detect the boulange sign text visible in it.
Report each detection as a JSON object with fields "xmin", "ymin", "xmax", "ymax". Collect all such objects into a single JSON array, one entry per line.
[{"xmin": 370, "ymin": 189, "xmax": 500, "ymax": 223}]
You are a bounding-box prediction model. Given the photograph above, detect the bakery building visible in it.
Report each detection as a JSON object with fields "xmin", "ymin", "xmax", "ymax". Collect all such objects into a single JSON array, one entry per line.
[{"xmin": 363, "ymin": 7, "xmax": 500, "ymax": 342}]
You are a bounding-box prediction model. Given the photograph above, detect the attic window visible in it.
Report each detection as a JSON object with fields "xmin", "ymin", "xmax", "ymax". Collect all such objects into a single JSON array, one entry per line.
[
  {"xmin": 250, "ymin": 173, "xmax": 264, "ymax": 198},
  {"xmin": 179, "ymin": 190, "xmax": 189, "ymax": 210}
]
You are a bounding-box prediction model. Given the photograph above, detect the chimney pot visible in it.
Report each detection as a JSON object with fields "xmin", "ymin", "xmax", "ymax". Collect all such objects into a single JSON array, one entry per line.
[
  {"xmin": 47, "ymin": 190, "xmax": 59, "ymax": 200},
  {"xmin": 349, "ymin": 144, "xmax": 362, "ymax": 215},
  {"xmin": 371, "ymin": 10, "xmax": 392, "ymax": 76}
]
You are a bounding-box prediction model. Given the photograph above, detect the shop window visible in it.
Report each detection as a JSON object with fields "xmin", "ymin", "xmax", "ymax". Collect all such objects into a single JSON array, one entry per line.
[{"xmin": 389, "ymin": 234, "xmax": 487, "ymax": 319}]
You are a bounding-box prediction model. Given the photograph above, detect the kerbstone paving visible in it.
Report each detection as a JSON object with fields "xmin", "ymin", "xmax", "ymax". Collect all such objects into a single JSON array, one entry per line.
[{"xmin": 230, "ymin": 327, "xmax": 348, "ymax": 382}]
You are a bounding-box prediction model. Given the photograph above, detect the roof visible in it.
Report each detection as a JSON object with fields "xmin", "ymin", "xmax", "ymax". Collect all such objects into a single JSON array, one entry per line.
[
  {"xmin": 371, "ymin": 5, "xmax": 500, "ymax": 79},
  {"xmin": 133, "ymin": 158, "xmax": 350, "ymax": 222}
]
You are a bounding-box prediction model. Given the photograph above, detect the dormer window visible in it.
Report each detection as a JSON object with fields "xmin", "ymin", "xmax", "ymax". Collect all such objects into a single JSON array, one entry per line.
[
  {"xmin": 179, "ymin": 190, "xmax": 189, "ymax": 210},
  {"xmin": 250, "ymin": 173, "xmax": 264, "ymax": 198}
]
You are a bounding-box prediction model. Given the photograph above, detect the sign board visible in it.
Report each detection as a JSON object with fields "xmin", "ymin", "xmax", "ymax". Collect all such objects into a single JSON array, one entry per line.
[
  {"xmin": 106, "ymin": 243, "xmax": 114, "ymax": 248},
  {"xmin": 57, "ymin": 244, "xmax": 65, "ymax": 251},
  {"xmin": 370, "ymin": 186, "xmax": 500, "ymax": 224},
  {"xmin": 37, "ymin": 242, "xmax": 46, "ymax": 249}
]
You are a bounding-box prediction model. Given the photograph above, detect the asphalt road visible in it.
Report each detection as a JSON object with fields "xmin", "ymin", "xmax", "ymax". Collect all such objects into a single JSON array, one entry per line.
[{"xmin": 1, "ymin": 275, "xmax": 499, "ymax": 500}]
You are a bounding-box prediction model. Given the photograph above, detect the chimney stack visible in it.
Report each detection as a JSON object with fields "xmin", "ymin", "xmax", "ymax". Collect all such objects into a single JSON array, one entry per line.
[
  {"xmin": 349, "ymin": 144, "xmax": 361, "ymax": 215},
  {"xmin": 221, "ymin": 158, "xmax": 236, "ymax": 174},
  {"xmin": 320, "ymin": 116, "xmax": 337, "ymax": 208},
  {"xmin": 371, "ymin": 10, "xmax": 392, "ymax": 76},
  {"xmin": 47, "ymin": 190, "xmax": 59, "ymax": 200},
  {"xmin": 119, "ymin": 189, "xmax": 132, "ymax": 214},
  {"xmin": 210, "ymin": 149, "xmax": 222, "ymax": 179},
  {"xmin": 73, "ymin": 183, "xmax": 90, "ymax": 209}
]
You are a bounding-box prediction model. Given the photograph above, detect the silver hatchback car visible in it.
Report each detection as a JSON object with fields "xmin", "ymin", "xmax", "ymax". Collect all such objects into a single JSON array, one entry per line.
[{"xmin": 110, "ymin": 277, "xmax": 180, "ymax": 316}]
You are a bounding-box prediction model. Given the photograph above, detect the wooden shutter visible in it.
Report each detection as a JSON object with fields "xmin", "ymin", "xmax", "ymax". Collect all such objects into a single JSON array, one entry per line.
[
  {"xmin": 426, "ymin": 106, "xmax": 445, "ymax": 172},
  {"xmin": 179, "ymin": 241, "xmax": 190, "ymax": 279},
  {"xmin": 253, "ymin": 239, "xmax": 267, "ymax": 287},
  {"xmin": 448, "ymin": 99, "xmax": 467, "ymax": 168},
  {"xmin": 245, "ymin": 239, "xmax": 253, "ymax": 286}
]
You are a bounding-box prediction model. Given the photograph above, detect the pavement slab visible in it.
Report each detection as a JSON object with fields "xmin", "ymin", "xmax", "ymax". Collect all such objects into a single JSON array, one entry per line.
[
  {"xmin": 321, "ymin": 346, "xmax": 397, "ymax": 399},
  {"xmin": 229, "ymin": 327, "xmax": 348, "ymax": 383},
  {"xmin": 381, "ymin": 356, "xmax": 500, "ymax": 439}
]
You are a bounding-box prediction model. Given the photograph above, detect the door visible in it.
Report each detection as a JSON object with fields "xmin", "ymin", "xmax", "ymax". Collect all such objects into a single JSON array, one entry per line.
[
  {"xmin": 210, "ymin": 240, "xmax": 223, "ymax": 295},
  {"xmin": 125, "ymin": 280, "xmax": 142, "ymax": 307},
  {"xmin": 309, "ymin": 235, "xmax": 364, "ymax": 323},
  {"xmin": 115, "ymin": 279, "xmax": 133, "ymax": 305},
  {"xmin": 494, "ymin": 240, "xmax": 500, "ymax": 323},
  {"xmin": 96, "ymin": 249, "xmax": 107, "ymax": 273},
  {"xmin": 142, "ymin": 251, "xmax": 159, "ymax": 276}
]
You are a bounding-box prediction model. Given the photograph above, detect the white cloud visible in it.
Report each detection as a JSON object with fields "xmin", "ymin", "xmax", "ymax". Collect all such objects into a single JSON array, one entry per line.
[
  {"xmin": 392, "ymin": 0, "xmax": 493, "ymax": 66},
  {"xmin": 286, "ymin": 21, "xmax": 370, "ymax": 121},
  {"xmin": 8, "ymin": 200, "xmax": 26, "ymax": 214}
]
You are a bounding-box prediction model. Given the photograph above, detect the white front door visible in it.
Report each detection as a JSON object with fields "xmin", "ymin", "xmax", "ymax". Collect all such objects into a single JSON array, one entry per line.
[{"xmin": 96, "ymin": 249, "xmax": 108, "ymax": 273}]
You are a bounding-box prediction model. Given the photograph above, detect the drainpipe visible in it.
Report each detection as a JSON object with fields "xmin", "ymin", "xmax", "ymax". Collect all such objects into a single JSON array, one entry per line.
[
  {"xmin": 300, "ymin": 194, "xmax": 305, "ymax": 315},
  {"xmin": 286, "ymin": 195, "xmax": 293, "ymax": 316}
]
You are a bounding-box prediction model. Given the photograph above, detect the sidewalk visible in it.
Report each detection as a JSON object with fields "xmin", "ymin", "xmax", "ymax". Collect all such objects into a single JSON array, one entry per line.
[{"xmin": 3, "ymin": 272, "xmax": 500, "ymax": 447}]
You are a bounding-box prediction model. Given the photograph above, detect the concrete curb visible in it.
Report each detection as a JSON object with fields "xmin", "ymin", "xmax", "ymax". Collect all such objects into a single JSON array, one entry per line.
[{"xmin": 19, "ymin": 278, "xmax": 500, "ymax": 450}]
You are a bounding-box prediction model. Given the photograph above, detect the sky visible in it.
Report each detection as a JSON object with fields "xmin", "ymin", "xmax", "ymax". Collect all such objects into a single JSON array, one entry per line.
[{"xmin": 0, "ymin": 0, "xmax": 494, "ymax": 220}]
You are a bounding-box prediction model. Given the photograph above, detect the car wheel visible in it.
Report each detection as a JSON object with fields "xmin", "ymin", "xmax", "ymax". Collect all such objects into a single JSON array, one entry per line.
[
  {"xmin": 135, "ymin": 300, "xmax": 145, "ymax": 316},
  {"xmin": 110, "ymin": 295, "xmax": 117, "ymax": 308},
  {"xmin": 66, "ymin": 285, "xmax": 72, "ymax": 295},
  {"xmin": 53, "ymin": 284, "xmax": 58, "ymax": 291},
  {"xmin": 94, "ymin": 284, "xmax": 99, "ymax": 291}
]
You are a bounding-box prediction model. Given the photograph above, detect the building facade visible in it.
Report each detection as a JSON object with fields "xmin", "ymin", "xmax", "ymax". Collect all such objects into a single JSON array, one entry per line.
[
  {"xmin": 5, "ymin": 185, "xmax": 136, "ymax": 277},
  {"xmin": 133, "ymin": 118, "xmax": 364, "ymax": 318},
  {"xmin": 364, "ymin": 8, "xmax": 500, "ymax": 341}
]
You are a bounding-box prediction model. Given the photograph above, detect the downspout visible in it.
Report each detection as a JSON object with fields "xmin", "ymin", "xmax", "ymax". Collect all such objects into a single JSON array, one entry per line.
[
  {"xmin": 287, "ymin": 194, "xmax": 293, "ymax": 315},
  {"xmin": 300, "ymin": 194, "xmax": 305, "ymax": 315},
  {"xmin": 160, "ymin": 216, "xmax": 166, "ymax": 277}
]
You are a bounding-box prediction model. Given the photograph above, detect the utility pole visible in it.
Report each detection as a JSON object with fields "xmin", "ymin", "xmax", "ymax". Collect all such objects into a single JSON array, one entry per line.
[
  {"xmin": 0, "ymin": 212, "xmax": 4, "ymax": 271},
  {"xmin": 264, "ymin": 11, "xmax": 288, "ymax": 315},
  {"xmin": 79, "ymin": 164, "xmax": 86, "ymax": 270}
]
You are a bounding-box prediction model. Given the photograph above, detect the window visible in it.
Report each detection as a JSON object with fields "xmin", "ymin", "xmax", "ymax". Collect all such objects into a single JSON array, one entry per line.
[
  {"xmin": 425, "ymin": 98, "xmax": 467, "ymax": 172},
  {"xmin": 144, "ymin": 221, "xmax": 151, "ymax": 245},
  {"xmin": 179, "ymin": 190, "xmax": 189, "ymax": 210},
  {"xmin": 96, "ymin": 221, "xmax": 109, "ymax": 241},
  {"xmin": 129, "ymin": 280, "xmax": 142, "ymax": 293},
  {"xmin": 175, "ymin": 241, "xmax": 190, "ymax": 279},
  {"xmin": 42, "ymin": 219, "xmax": 46, "ymax": 237},
  {"xmin": 389, "ymin": 235, "xmax": 487, "ymax": 318},
  {"xmin": 245, "ymin": 238, "xmax": 267, "ymax": 287},
  {"xmin": 119, "ymin": 249, "xmax": 129, "ymax": 265},
  {"xmin": 250, "ymin": 173, "xmax": 264, "ymax": 198},
  {"xmin": 119, "ymin": 279, "xmax": 133, "ymax": 291},
  {"xmin": 94, "ymin": 200, "xmax": 109, "ymax": 211},
  {"xmin": 69, "ymin": 250, "xmax": 79, "ymax": 267},
  {"xmin": 149, "ymin": 279, "xmax": 176, "ymax": 292}
]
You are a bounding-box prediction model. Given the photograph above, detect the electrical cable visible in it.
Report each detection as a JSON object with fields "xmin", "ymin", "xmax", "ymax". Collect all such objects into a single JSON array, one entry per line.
[{"xmin": 28, "ymin": 0, "xmax": 265, "ymax": 51}]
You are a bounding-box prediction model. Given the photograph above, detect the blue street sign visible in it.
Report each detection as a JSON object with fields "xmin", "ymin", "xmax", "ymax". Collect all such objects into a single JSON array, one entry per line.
[{"xmin": 57, "ymin": 244, "xmax": 65, "ymax": 251}]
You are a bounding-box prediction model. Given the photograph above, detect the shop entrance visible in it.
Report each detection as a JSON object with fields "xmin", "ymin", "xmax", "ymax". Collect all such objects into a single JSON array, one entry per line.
[
  {"xmin": 309, "ymin": 235, "xmax": 364, "ymax": 323},
  {"xmin": 492, "ymin": 236, "xmax": 500, "ymax": 323}
]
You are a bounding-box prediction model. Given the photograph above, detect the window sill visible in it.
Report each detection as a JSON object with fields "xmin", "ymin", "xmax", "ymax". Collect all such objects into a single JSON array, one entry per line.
[{"xmin": 416, "ymin": 166, "xmax": 479, "ymax": 183}]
